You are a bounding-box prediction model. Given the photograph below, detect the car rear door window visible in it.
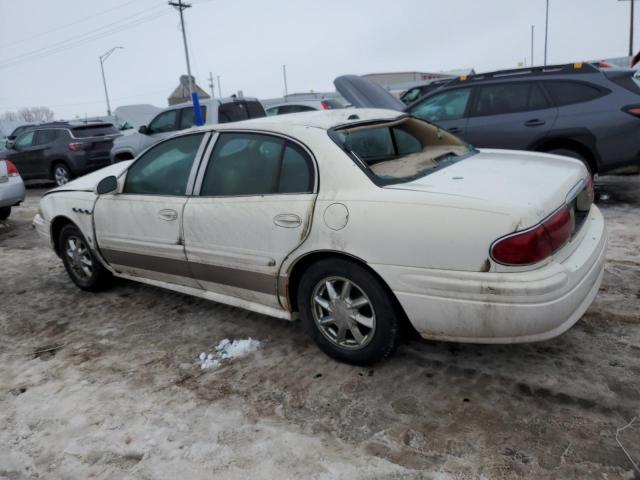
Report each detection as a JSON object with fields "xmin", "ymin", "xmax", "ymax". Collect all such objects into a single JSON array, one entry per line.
[
  {"xmin": 472, "ymin": 82, "xmax": 550, "ymax": 116},
  {"xmin": 200, "ymin": 133, "xmax": 313, "ymax": 196},
  {"xmin": 124, "ymin": 133, "xmax": 204, "ymax": 195},
  {"xmin": 542, "ymin": 81, "xmax": 604, "ymax": 106},
  {"xmin": 410, "ymin": 88, "xmax": 471, "ymax": 122},
  {"xmin": 34, "ymin": 129, "xmax": 57, "ymax": 145},
  {"xmin": 179, "ymin": 106, "xmax": 207, "ymax": 129},
  {"xmin": 149, "ymin": 110, "xmax": 179, "ymax": 133}
]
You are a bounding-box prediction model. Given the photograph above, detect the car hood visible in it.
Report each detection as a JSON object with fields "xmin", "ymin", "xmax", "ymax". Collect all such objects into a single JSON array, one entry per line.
[
  {"xmin": 384, "ymin": 149, "xmax": 588, "ymax": 229},
  {"xmin": 334, "ymin": 75, "xmax": 406, "ymax": 111},
  {"xmin": 47, "ymin": 161, "xmax": 133, "ymax": 194}
]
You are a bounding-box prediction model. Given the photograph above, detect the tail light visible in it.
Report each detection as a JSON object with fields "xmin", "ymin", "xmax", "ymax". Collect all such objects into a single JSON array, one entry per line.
[
  {"xmin": 622, "ymin": 105, "xmax": 640, "ymax": 118},
  {"xmin": 68, "ymin": 142, "xmax": 91, "ymax": 151},
  {"xmin": 5, "ymin": 160, "xmax": 19, "ymax": 177},
  {"xmin": 491, "ymin": 206, "xmax": 575, "ymax": 266}
]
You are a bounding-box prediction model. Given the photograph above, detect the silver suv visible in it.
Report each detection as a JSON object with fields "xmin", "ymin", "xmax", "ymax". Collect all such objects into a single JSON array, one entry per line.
[{"xmin": 111, "ymin": 97, "xmax": 265, "ymax": 162}]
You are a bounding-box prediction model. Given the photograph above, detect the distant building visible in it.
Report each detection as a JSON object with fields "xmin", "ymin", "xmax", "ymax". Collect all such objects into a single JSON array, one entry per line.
[
  {"xmin": 168, "ymin": 75, "xmax": 210, "ymax": 106},
  {"xmin": 362, "ymin": 69, "xmax": 475, "ymax": 91}
]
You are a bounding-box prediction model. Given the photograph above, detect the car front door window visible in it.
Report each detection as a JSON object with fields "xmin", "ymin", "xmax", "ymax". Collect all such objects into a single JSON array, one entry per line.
[
  {"xmin": 15, "ymin": 131, "xmax": 35, "ymax": 149},
  {"xmin": 410, "ymin": 88, "xmax": 471, "ymax": 123},
  {"xmin": 124, "ymin": 133, "xmax": 205, "ymax": 196},
  {"xmin": 149, "ymin": 110, "xmax": 179, "ymax": 134}
]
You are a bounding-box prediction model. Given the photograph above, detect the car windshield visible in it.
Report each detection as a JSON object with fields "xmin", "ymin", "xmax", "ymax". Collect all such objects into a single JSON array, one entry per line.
[{"xmin": 331, "ymin": 116, "xmax": 474, "ymax": 185}]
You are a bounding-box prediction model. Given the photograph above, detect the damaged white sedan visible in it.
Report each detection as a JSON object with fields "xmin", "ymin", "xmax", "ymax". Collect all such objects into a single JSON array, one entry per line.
[{"xmin": 34, "ymin": 108, "xmax": 606, "ymax": 364}]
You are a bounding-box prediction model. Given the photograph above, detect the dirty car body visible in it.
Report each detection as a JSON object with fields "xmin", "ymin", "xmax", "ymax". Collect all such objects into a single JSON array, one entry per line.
[{"xmin": 34, "ymin": 109, "xmax": 607, "ymax": 363}]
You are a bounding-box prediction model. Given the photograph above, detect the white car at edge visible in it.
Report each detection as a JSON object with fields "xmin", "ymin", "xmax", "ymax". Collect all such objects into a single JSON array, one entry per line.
[{"xmin": 33, "ymin": 107, "xmax": 606, "ymax": 364}]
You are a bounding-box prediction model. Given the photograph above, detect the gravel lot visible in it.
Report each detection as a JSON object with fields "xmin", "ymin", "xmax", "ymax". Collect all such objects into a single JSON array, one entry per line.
[{"xmin": 1, "ymin": 176, "xmax": 639, "ymax": 479}]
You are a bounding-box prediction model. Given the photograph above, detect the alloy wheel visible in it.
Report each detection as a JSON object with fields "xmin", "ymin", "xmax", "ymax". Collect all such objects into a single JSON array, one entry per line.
[
  {"xmin": 311, "ymin": 276, "xmax": 376, "ymax": 350},
  {"xmin": 65, "ymin": 235, "xmax": 93, "ymax": 280},
  {"xmin": 54, "ymin": 165, "xmax": 69, "ymax": 186}
]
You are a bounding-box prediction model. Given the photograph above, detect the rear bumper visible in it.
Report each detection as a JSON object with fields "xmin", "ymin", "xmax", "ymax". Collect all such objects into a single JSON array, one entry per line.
[
  {"xmin": 0, "ymin": 176, "xmax": 26, "ymax": 208},
  {"xmin": 373, "ymin": 206, "xmax": 607, "ymax": 343}
]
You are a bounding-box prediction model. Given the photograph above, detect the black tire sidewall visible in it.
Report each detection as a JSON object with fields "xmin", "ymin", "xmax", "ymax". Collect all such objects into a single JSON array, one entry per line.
[
  {"xmin": 0, "ymin": 206, "xmax": 10, "ymax": 220},
  {"xmin": 59, "ymin": 224, "xmax": 109, "ymax": 291},
  {"xmin": 297, "ymin": 258, "xmax": 399, "ymax": 365}
]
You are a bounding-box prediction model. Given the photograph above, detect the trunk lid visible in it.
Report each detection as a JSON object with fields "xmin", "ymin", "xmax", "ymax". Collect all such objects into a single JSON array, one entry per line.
[
  {"xmin": 334, "ymin": 75, "xmax": 406, "ymax": 111},
  {"xmin": 385, "ymin": 149, "xmax": 589, "ymax": 228}
]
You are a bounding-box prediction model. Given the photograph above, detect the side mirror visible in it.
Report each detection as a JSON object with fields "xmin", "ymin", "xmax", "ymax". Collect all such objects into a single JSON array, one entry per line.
[
  {"xmin": 96, "ymin": 175, "xmax": 118, "ymax": 195},
  {"xmin": 138, "ymin": 125, "xmax": 150, "ymax": 135},
  {"xmin": 5, "ymin": 140, "xmax": 15, "ymax": 149}
]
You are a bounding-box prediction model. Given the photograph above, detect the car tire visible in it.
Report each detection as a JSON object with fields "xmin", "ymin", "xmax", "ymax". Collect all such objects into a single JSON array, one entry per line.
[
  {"xmin": 59, "ymin": 224, "xmax": 112, "ymax": 291},
  {"xmin": 297, "ymin": 258, "xmax": 399, "ymax": 364},
  {"xmin": 0, "ymin": 206, "xmax": 10, "ymax": 220},
  {"xmin": 546, "ymin": 149, "xmax": 592, "ymax": 176},
  {"xmin": 52, "ymin": 163, "xmax": 72, "ymax": 187}
]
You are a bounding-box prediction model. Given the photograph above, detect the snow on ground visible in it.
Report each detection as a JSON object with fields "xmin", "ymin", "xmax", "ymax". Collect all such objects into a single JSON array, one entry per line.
[
  {"xmin": 1, "ymin": 177, "xmax": 639, "ymax": 479},
  {"xmin": 199, "ymin": 338, "xmax": 262, "ymax": 369}
]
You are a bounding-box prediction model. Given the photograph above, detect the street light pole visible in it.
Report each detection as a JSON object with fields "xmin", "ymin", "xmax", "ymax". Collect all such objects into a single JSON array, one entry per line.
[
  {"xmin": 283, "ymin": 64, "xmax": 288, "ymax": 98},
  {"xmin": 619, "ymin": 0, "xmax": 636, "ymax": 56},
  {"xmin": 99, "ymin": 46, "xmax": 123, "ymax": 117},
  {"xmin": 544, "ymin": 0, "xmax": 549, "ymax": 66},
  {"xmin": 168, "ymin": 0, "xmax": 203, "ymax": 125},
  {"xmin": 531, "ymin": 25, "xmax": 535, "ymax": 66}
]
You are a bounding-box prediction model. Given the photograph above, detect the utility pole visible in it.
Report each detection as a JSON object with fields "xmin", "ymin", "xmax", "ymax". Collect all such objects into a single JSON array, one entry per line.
[
  {"xmin": 530, "ymin": 25, "xmax": 535, "ymax": 66},
  {"xmin": 619, "ymin": 0, "xmax": 636, "ymax": 56},
  {"xmin": 168, "ymin": 0, "xmax": 203, "ymax": 125},
  {"xmin": 99, "ymin": 46, "xmax": 123, "ymax": 117},
  {"xmin": 544, "ymin": 0, "xmax": 549, "ymax": 65},
  {"xmin": 208, "ymin": 71, "xmax": 215, "ymax": 99},
  {"xmin": 217, "ymin": 75, "xmax": 222, "ymax": 98},
  {"xmin": 282, "ymin": 64, "xmax": 288, "ymax": 98}
]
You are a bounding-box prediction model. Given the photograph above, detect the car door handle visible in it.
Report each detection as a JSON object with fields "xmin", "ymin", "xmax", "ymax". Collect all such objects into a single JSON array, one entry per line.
[
  {"xmin": 524, "ymin": 119, "xmax": 546, "ymax": 127},
  {"xmin": 447, "ymin": 127, "xmax": 461, "ymax": 134},
  {"xmin": 274, "ymin": 213, "xmax": 302, "ymax": 228},
  {"xmin": 158, "ymin": 209, "xmax": 178, "ymax": 221}
]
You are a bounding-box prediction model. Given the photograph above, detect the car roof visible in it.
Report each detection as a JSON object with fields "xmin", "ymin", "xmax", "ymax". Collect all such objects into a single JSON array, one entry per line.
[
  {"xmin": 184, "ymin": 108, "xmax": 403, "ymax": 133},
  {"xmin": 168, "ymin": 96, "xmax": 261, "ymax": 110}
]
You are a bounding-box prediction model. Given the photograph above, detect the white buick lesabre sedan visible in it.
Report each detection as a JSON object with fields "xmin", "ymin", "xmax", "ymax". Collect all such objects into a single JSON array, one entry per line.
[{"xmin": 34, "ymin": 108, "xmax": 607, "ymax": 364}]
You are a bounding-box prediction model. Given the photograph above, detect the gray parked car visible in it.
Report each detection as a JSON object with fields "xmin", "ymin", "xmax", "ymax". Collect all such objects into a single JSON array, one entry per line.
[
  {"xmin": 111, "ymin": 97, "xmax": 266, "ymax": 162},
  {"xmin": 336, "ymin": 63, "xmax": 640, "ymax": 174},
  {"xmin": 0, "ymin": 159, "xmax": 26, "ymax": 220}
]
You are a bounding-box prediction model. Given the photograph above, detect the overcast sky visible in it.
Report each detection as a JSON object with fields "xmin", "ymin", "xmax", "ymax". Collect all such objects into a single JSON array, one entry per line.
[{"xmin": 0, "ymin": 0, "xmax": 634, "ymax": 119}]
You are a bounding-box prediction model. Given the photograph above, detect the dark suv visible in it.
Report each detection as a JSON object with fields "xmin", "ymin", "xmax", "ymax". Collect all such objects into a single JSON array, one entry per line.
[
  {"xmin": 405, "ymin": 64, "xmax": 640, "ymax": 174},
  {"xmin": 2, "ymin": 122, "xmax": 120, "ymax": 186},
  {"xmin": 336, "ymin": 63, "xmax": 640, "ymax": 174}
]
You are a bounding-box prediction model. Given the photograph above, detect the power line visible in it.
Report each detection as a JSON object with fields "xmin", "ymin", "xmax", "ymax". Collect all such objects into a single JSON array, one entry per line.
[
  {"xmin": 1, "ymin": 0, "xmax": 143, "ymax": 48},
  {"xmin": 0, "ymin": 4, "xmax": 166, "ymax": 65},
  {"xmin": 0, "ymin": 9, "xmax": 171, "ymax": 69}
]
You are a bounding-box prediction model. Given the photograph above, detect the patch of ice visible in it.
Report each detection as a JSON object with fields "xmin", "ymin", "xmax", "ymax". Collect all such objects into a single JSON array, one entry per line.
[{"xmin": 198, "ymin": 338, "xmax": 261, "ymax": 370}]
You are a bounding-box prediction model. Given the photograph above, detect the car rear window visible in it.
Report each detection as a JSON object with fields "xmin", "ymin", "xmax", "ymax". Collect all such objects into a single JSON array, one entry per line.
[
  {"xmin": 330, "ymin": 117, "xmax": 474, "ymax": 186},
  {"xmin": 218, "ymin": 101, "xmax": 266, "ymax": 123},
  {"xmin": 542, "ymin": 81, "xmax": 605, "ymax": 106},
  {"xmin": 604, "ymin": 70, "xmax": 640, "ymax": 95},
  {"xmin": 71, "ymin": 124, "xmax": 119, "ymax": 138}
]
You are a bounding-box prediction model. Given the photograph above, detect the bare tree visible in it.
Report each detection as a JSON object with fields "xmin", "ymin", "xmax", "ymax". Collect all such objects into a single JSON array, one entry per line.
[
  {"xmin": 16, "ymin": 106, "xmax": 55, "ymax": 122},
  {"xmin": 2, "ymin": 111, "xmax": 18, "ymax": 121}
]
